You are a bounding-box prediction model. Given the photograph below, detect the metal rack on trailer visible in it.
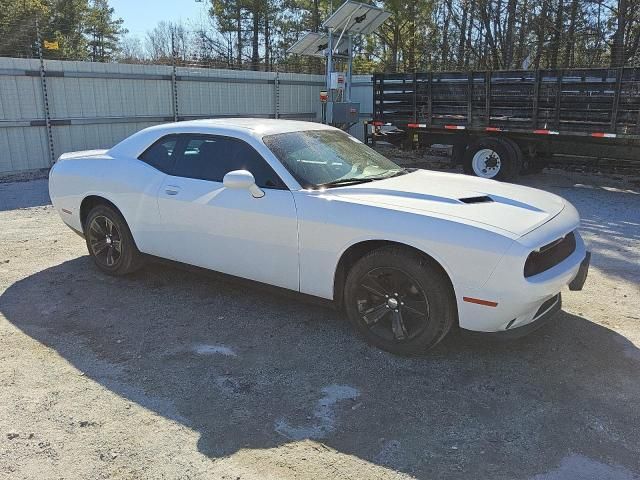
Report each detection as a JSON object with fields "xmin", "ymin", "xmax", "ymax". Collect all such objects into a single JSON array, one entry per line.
[{"xmin": 368, "ymin": 68, "xmax": 640, "ymax": 179}]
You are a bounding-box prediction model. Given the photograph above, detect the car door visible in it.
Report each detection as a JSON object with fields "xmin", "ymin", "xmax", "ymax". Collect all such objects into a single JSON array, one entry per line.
[
  {"xmin": 128, "ymin": 134, "xmax": 180, "ymax": 259},
  {"xmin": 156, "ymin": 134, "xmax": 300, "ymax": 291}
]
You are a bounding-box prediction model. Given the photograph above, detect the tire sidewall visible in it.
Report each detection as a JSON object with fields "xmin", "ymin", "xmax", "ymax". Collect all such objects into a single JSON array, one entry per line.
[
  {"xmin": 344, "ymin": 247, "xmax": 456, "ymax": 355},
  {"xmin": 84, "ymin": 205, "xmax": 140, "ymax": 275}
]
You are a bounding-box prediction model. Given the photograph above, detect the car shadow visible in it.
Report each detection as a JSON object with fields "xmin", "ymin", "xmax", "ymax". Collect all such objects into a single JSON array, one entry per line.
[
  {"xmin": 0, "ymin": 178, "xmax": 51, "ymax": 212},
  {"xmin": 1, "ymin": 257, "xmax": 639, "ymax": 478}
]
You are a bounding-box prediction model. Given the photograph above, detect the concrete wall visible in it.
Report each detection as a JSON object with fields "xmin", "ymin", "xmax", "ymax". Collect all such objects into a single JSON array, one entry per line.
[{"xmin": 0, "ymin": 57, "xmax": 373, "ymax": 174}]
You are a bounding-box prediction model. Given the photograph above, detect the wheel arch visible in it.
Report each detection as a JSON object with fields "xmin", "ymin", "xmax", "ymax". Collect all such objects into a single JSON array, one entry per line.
[
  {"xmin": 332, "ymin": 239, "xmax": 457, "ymax": 311},
  {"xmin": 79, "ymin": 195, "xmax": 139, "ymax": 249}
]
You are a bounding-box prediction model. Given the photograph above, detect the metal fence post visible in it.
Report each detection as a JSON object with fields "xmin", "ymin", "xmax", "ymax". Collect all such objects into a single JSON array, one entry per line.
[
  {"xmin": 274, "ymin": 68, "xmax": 280, "ymax": 119},
  {"xmin": 36, "ymin": 19, "xmax": 55, "ymax": 166},
  {"xmin": 171, "ymin": 31, "xmax": 179, "ymax": 122}
]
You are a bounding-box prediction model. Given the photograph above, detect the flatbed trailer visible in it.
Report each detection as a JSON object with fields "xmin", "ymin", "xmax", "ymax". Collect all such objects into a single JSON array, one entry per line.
[{"xmin": 369, "ymin": 68, "xmax": 640, "ymax": 179}]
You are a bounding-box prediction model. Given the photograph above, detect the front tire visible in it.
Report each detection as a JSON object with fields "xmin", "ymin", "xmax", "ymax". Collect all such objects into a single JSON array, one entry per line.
[
  {"xmin": 344, "ymin": 247, "xmax": 456, "ymax": 355},
  {"xmin": 84, "ymin": 204, "xmax": 142, "ymax": 275}
]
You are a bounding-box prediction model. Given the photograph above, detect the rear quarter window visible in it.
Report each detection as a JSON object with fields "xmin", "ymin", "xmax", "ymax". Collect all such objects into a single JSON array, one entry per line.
[{"xmin": 138, "ymin": 135, "xmax": 179, "ymax": 173}]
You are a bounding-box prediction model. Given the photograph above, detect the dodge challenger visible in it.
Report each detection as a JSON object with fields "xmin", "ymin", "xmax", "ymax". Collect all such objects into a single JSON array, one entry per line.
[{"xmin": 49, "ymin": 119, "xmax": 590, "ymax": 354}]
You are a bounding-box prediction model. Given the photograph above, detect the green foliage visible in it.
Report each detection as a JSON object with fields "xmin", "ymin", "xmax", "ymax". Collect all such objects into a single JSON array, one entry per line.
[
  {"xmin": 85, "ymin": 0, "xmax": 126, "ymax": 62},
  {"xmin": 0, "ymin": 0, "xmax": 125, "ymax": 61},
  {"xmin": 2, "ymin": 0, "xmax": 639, "ymax": 71},
  {"xmin": 0, "ymin": 0, "xmax": 49, "ymax": 57}
]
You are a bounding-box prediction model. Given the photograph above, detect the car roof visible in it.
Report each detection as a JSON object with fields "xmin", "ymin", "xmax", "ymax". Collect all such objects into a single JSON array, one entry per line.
[
  {"xmin": 168, "ymin": 118, "xmax": 335, "ymax": 136},
  {"xmin": 108, "ymin": 118, "xmax": 338, "ymax": 159}
]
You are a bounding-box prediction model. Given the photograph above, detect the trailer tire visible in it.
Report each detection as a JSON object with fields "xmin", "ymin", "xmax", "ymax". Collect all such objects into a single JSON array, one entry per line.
[
  {"xmin": 499, "ymin": 137, "xmax": 524, "ymax": 174},
  {"xmin": 523, "ymin": 158, "xmax": 548, "ymax": 174},
  {"xmin": 463, "ymin": 137, "xmax": 521, "ymax": 181}
]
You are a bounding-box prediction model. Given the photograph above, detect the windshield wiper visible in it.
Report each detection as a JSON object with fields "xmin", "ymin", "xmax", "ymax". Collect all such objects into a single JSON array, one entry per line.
[
  {"xmin": 315, "ymin": 169, "xmax": 412, "ymax": 189},
  {"xmin": 316, "ymin": 177, "xmax": 377, "ymax": 188}
]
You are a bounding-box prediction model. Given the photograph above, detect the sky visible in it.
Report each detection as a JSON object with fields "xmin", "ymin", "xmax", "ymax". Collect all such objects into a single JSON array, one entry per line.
[{"xmin": 109, "ymin": 0, "xmax": 210, "ymax": 38}]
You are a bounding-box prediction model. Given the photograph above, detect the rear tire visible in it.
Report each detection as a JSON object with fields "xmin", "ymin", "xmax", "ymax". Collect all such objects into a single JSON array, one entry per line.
[
  {"xmin": 500, "ymin": 137, "xmax": 524, "ymax": 175},
  {"xmin": 463, "ymin": 137, "xmax": 521, "ymax": 181},
  {"xmin": 344, "ymin": 247, "xmax": 456, "ymax": 355},
  {"xmin": 84, "ymin": 204, "xmax": 142, "ymax": 276},
  {"xmin": 523, "ymin": 158, "xmax": 547, "ymax": 174}
]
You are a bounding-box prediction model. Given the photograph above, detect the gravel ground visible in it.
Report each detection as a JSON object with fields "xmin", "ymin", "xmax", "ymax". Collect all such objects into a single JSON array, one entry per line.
[{"xmin": 0, "ymin": 168, "xmax": 639, "ymax": 480}]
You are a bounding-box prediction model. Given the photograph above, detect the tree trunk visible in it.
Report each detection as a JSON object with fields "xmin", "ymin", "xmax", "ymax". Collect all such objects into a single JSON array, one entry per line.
[
  {"xmin": 457, "ymin": 0, "xmax": 468, "ymax": 68},
  {"xmin": 562, "ymin": 0, "xmax": 578, "ymax": 67},
  {"xmin": 549, "ymin": 0, "xmax": 564, "ymax": 69},
  {"xmin": 534, "ymin": 0, "xmax": 550, "ymax": 69},
  {"xmin": 407, "ymin": 5, "xmax": 416, "ymax": 71},
  {"xmin": 264, "ymin": 9, "xmax": 270, "ymax": 70},
  {"xmin": 391, "ymin": 25, "xmax": 400, "ymax": 72},
  {"xmin": 610, "ymin": 0, "xmax": 628, "ymax": 67},
  {"xmin": 312, "ymin": 0, "xmax": 320, "ymax": 32},
  {"xmin": 504, "ymin": 0, "xmax": 517, "ymax": 68},
  {"xmin": 480, "ymin": 0, "xmax": 499, "ymax": 69},
  {"xmin": 465, "ymin": 0, "xmax": 476, "ymax": 68},
  {"xmin": 441, "ymin": 5, "xmax": 451, "ymax": 69},
  {"xmin": 515, "ymin": 0, "xmax": 530, "ymax": 68},
  {"xmin": 236, "ymin": 4, "xmax": 243, "ymax": 66},
  {"xmin": 251, "ymin": 6, "xmax": 260, "ymax": 70}
]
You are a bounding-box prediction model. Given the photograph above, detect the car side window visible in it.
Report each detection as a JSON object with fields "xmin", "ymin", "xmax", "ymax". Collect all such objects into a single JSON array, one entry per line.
[
  {"xmin": 172, "ymin": 135, "xmax": 286, "ymax": 189},
  {"xmin": 138, "ymin": 135, "xmax": 178, "ymax": 173}
]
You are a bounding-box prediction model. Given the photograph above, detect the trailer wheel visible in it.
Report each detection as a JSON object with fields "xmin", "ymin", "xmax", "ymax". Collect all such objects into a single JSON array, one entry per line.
[
  {"xmin": 499, "ymin": 137, "xmax": 524, "ymax": 174},
  {"xmin": 523, "ymin": 158, "xmax": 548, "ymax": 174},
  {"xmin": 463, "ymin": 137, "xmax": 521, "ymax": 181}
]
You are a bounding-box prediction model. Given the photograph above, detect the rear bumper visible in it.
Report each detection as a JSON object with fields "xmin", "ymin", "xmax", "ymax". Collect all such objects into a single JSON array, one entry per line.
[{"xmin": 462, "ymin": 293, "xmax": 562, "ymax": 340}]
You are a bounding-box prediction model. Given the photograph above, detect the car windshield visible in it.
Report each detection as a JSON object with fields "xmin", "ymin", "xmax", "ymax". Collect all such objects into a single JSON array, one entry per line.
[{"xmin": 262, "ymin": 129, "xmax": 407, "ymax": 189}]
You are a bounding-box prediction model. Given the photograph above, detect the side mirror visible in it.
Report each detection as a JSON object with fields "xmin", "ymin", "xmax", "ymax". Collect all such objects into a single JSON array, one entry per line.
[{"xmin": 222, "ymin": 170, "xmax": 264, "ymax": 198}]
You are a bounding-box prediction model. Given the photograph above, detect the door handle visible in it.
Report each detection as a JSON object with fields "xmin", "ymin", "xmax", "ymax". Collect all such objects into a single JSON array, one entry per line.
[{"xmin": 165, "ymin": 185, "xmax": 180, "ymax": 196}]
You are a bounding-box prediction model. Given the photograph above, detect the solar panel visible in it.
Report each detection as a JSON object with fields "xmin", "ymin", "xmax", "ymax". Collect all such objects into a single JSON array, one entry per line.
[
  {"xmin": 322, "ymin": 1, "xmax": 391, "ymax": 35},
  {"xmin": 287, "ymin": 32, "xmax": 349, "ymax": 58}
]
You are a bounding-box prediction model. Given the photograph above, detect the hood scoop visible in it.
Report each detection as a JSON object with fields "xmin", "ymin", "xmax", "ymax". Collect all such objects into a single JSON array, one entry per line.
[{"xmin": 459, "ymin": 195, "xmax": 493, "ymax": 204}]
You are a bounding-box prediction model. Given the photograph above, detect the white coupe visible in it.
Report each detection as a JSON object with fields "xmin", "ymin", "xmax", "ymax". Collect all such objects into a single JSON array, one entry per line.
[{"xmin": 49, "ymin": 119, "xmax": 590, "ymax": 354}]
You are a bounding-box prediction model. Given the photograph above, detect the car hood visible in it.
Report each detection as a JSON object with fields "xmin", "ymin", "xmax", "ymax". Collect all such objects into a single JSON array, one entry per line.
[{"xmin": 326, "ymin": 169, "xmax": 566, "ymax": 237}]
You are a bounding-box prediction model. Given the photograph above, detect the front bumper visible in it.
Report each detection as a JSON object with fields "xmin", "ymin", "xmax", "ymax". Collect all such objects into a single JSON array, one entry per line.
[
  {"xmin": 569, "ymin": 251, "xmax": 590, "ymax": 291},
  {"xmin": 457, "ymin": 201, "xmax": 588, "ymax": 334},
  {"xmin": 462, "ymin": 293, "xmax": 562, "ymax": 339}
]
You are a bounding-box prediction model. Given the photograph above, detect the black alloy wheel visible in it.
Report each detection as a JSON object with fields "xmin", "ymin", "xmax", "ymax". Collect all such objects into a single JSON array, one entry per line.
[
  {"xmin": 88, "ymin": 215, "xmax": 123, "ymax": 268},
  {"xmin": 354, "ymin": 267, "xmax": 430, "ymax": 342},
  {"xmin": 344, "ymin": 246, "xmax": 456, "ymax": 355},
  {"xmin": 84, "ymin": 204, "xmax": 142, "ymax": 275}
]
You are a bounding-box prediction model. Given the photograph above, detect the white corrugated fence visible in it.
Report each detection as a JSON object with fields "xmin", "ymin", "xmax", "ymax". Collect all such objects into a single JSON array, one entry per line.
[{"xmin": 0, "ymin": 57, "xmax": 373, "ymax": 174}]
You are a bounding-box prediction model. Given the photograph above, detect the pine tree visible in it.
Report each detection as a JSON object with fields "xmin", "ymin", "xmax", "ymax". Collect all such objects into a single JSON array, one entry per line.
[{"xmin": 85, "ymin": 0, "xmax": 126, "ymax": 62}]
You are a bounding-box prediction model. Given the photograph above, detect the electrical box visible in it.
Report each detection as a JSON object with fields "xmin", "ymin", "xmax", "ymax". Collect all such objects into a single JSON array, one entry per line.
[
  {"xmin": 329, "ymin": 72, "xmax": 346, "ymax": 89},
  {"xmin": 330, "ymin": 102, "xmax": 360, "ymax": 124}
]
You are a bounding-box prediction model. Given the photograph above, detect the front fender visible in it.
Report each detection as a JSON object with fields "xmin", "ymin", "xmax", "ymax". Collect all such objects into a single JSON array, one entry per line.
[{"xmin": 293, "ymin": 191, "xmax": 514, "ymax": 300}]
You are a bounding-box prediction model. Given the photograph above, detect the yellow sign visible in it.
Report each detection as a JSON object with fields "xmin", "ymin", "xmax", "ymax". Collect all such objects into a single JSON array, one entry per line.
[{"xmin": 43, "ymin": 40, "xmax": 59, "ymax": 50}]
